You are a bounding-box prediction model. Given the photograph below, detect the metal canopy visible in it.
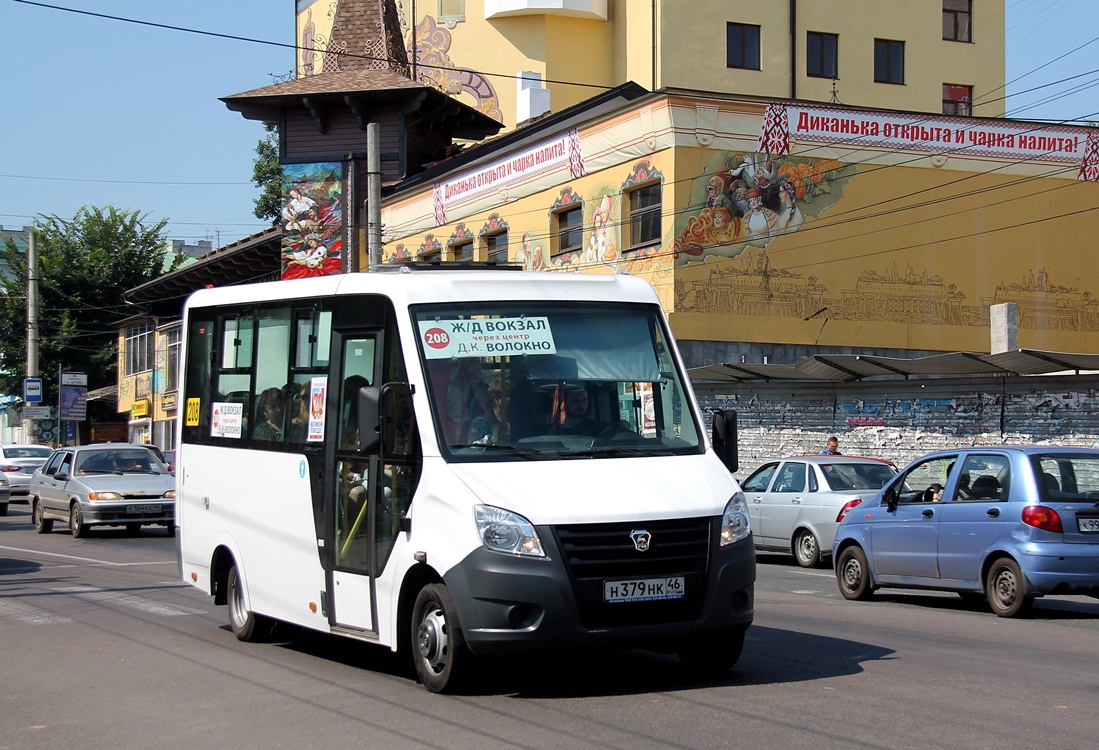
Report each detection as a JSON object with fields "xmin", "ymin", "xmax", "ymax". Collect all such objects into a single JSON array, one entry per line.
[{"xmin": 688, "ymin": 349, "xmax": 1099, "ymax": 383}]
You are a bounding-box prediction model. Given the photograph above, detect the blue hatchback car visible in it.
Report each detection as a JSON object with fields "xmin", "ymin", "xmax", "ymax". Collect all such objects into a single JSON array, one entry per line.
[{"xmin": 833, "ymin": 446, "xmax": 1099, "ymax": 617}]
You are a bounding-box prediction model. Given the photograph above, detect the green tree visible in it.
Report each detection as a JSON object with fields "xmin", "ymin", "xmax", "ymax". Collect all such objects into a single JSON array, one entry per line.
[
  {"xmin": 0, "ymin": 206, "xmax": 168, "ymax": 402},
  {"xmin": 253, "ymin": 122, "xmax": 282, "ymax": 224}
]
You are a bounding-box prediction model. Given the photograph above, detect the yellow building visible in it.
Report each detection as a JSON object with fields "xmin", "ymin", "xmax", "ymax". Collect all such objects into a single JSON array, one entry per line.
[
  {"xmin": 298, "ymin": 1, "xmax": 1005, "ymax": 133},
  {"xmin": 376, "ymin": 86, "xmax": 1099, "ymax": 362}
]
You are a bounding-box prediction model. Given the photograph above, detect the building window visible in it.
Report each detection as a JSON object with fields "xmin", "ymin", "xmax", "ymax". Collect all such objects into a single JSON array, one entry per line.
[
  {"xmin": 726, "ymin": 23, "xmax": 761, "ymax": 70},
  {"xmin": 125, "ymin": 320, "xmax": 154, "ymax": 375},
  {"xmin": 874, "ymin": 39, "xmax": 905, "ymax": 84},
  {"xmin": 450, "ymin": 240, "xmax": 473, "ymax": 262},
  {"xmin": 163, "ymin": 326, "xmax": 181, "ymax": 392},
  {"xmin": 554, "ymin": 206, "xmax": 583, "ymax": 256},
  {"xmin": 806, "ymin": 32, "xmax": 838, "ymax": 79},
  {"xmin": 627, "ymin": 183, "xmax": 662, "ymax": 250},
  {"xmin": 943, "ymin": 84, "xmax": 972, "ymax": 115},
  {"xmin": 484, "ymin": 231, "xmax": 508, "ymax": 264},
  {"xmin": 943, "ymin": 0, "xmax": 972, "ymax": 42}
]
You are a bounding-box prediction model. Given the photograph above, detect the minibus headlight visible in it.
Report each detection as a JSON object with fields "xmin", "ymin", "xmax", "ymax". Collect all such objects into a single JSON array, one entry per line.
[
  {"xmin": 720, "ymin": 493, "xmax": 751, "ymax": 546},
  {"xmin": 474, "ymin": 505, "xmax": 545, "ymax": 557}
]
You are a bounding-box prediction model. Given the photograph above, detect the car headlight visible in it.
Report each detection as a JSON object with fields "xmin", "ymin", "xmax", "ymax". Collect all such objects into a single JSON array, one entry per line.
[
  {"xmin": 164, "ymin": 490, "xmax": 176, "ymax": 499},
  {"xmin": 474, "ymin": 505, "xmax": 545, "ymax": 557},
  {"xmin": 88, "ymin": 492, "xmax": 121, "ymax": 502},
  {"xmin": 720, "ymin": 493, "xmax": 751, "ymax": 546}
]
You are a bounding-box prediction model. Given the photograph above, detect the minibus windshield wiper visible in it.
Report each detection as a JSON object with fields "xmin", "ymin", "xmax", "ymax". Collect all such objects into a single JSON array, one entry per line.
[
  {"xmin": 449, "ymin": 443, "xmax": 542, "ymax": 458},
  {"xmin": 559, "ymin": 446, "xmax": 664, "ymax": 458}
]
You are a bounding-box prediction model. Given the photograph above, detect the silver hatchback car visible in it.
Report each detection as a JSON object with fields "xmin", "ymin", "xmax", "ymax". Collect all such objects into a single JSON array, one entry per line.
[
  {"xmin": 30, "ymin": 444, "xmax": 176, "ymax": 537},
  {"xmin": 741, "ymin": 455, "xmax": 897, "ymax": 567}
]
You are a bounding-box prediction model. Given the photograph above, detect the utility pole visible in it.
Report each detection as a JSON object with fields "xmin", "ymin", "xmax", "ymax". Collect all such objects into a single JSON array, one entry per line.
[
  {"xmin": 367, "ymin": 122, "xmax": 382, "ymax": 271},
  {"xmin": 26, "ymin": 230, "xmax": 39, "ymax": 377},
  {"xmin": 26, "ymin": 229, "xmax": 40, "ymax": 443}
]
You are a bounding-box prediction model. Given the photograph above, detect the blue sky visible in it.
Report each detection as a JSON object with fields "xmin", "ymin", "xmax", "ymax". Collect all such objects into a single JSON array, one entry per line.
[{"xmin": 2, "ymin": 0, "xmax": 1097, "ymax": 248}]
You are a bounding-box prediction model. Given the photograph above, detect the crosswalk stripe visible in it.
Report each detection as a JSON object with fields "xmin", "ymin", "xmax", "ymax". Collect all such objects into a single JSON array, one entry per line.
[
  {"xmin": 0, "ymin": 598, "xmax": 72, "ymax": 625},
  {"xmin": 53, "ymin": 585, "xmax": 206, "ymax": 616}
]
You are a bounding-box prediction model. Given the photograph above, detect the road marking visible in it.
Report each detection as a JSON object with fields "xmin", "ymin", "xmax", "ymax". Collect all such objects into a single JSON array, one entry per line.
[
  {"xmin": 54, "ymin": 585, "xmax": 206, "ymax": 616},
  {"xmin": 0, "ymin": 544, "xmax": 174, "ymax": 567},
  {"xmin": 0, "ymin": 599, "xmax": 72, "ymax": 625}
]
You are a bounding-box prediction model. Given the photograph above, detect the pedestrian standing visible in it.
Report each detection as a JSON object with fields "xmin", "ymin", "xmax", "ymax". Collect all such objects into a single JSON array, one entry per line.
[{"xmin": 820, "ymin": 436, "xmax": 842, "ymax": 455}]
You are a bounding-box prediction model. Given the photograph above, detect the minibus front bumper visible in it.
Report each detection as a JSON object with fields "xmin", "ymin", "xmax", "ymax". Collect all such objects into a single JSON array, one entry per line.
[{"xmin": 443, "ymin": 526, "xmax": 755, "ymax": 655}]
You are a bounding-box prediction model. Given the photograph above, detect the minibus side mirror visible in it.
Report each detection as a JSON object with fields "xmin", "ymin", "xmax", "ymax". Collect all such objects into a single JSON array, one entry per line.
[
  {"xmin": 711, "ymin": 409, "xmax": 738, "ymax": 473},
  {"xmin": 358, "ymin": 386, "xmax": 382, "ymax": 454},
  {"xmin": 357, "ymin": 383, "xmax": 415, "ymax": 457}
]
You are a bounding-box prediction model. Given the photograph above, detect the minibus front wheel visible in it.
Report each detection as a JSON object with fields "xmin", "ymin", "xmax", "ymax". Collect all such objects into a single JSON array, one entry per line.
[
  {"xmin": 411, "ymin": 583, "xmax": 471, "ymax": 693},
  {"xmin": 227, "ymin": 563, "xmax": 273, "ymax": 642}
]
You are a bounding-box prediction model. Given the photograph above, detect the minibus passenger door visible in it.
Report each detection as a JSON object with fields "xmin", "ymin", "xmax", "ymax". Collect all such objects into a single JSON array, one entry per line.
[{"xmin": 329, "ymin": 332, "xmax": 381, "ymax": 632}]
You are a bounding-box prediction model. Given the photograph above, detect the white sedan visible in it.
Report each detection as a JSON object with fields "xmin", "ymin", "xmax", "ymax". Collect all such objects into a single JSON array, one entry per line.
[
  {"xmin": 741, "ymin": 455, "xmax": 896, "ymax": 567},
  {"xmin": 29, "ymin": 444, "xmax": 176, "ymax": 537}
]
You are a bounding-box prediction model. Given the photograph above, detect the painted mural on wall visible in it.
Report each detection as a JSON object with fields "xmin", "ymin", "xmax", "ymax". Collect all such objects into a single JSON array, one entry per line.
[
  {"xmin": 409, "ymin": 15, "xmax": 502, "ymax": 122},
  {"xmin": 281, "ymin": 163, "xmax": 344, "ymax": 280},
  {"xmin": 672, "ymin": 151, "xmax": 855, "ymax": 264},
  {"xmin": 296, "ymin": 1, "xmax": 340, "ymax": 77}
]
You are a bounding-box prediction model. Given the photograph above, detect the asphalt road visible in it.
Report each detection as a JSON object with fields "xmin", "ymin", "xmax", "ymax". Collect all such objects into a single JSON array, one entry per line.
[{"xmin": 2, "ymin": 502, "xmax": 1098, "ymax": 750}]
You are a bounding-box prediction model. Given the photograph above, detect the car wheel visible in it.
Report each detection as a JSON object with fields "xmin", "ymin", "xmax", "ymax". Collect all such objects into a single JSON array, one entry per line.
[
  {"xmin": 125, "ymin": 523, "xmax": 142, "ymax": 536},
  {"xmin": 985, "ymin": 558, "xmax": 1034, "ymax": 618},
  {"xmin": 836, "ymin": 545, "xmax": 874, "ymax": 600},
  {"xmin": 412, "ymin": 583, "xmax": 471, "ymax": 694},
  {"xmin": 33, "ymin": 500, "xmax": 53, "ymax": 534},
  {"xmin": 678, "ymin": 628, "xmax": 745, "ymax": 676},
  {"xmin": 227, "ymin": 564, "xmax": 272, "ymax": 642},
  {"xmin": 69, "ymin": 503, "xmax": 88, "ymax": 538},
  {"xmin": 793, "ymin": 529, "xmax": 821, "ymax": 568}
]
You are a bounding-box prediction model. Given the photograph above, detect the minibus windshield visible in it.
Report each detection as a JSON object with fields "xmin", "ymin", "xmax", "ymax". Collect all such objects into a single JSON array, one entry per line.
[{"xmin": 413, "ymin": 302, "xmax": 703, "ymax": 461}]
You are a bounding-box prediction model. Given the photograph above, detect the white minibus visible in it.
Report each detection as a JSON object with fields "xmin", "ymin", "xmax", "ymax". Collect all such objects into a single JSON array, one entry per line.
[{"xmin": 176, "ymin": 266, "xmax": 753, "ymax": 692}]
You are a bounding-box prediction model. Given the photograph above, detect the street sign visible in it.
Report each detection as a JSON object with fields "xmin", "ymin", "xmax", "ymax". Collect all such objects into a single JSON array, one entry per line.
[
  {"xmin": 59, "ymin": 371, "xmax": 87, "ymax": 421},
  {"xmin": 23, "ymin": 406, "xmax": 51, "ymax": 419},
  {"xmin": 24, "ymin": 377, "xmax": 43, "ymax": 403}
]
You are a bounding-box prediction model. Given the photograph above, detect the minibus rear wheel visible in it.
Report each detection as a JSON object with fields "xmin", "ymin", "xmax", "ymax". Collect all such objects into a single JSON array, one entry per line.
[{"xmin": 411, "ymin": 583, "xmax": 470, "ymax": 693}]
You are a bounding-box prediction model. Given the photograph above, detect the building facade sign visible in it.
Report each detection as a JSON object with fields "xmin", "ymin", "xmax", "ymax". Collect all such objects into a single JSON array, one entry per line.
[{"xmin": 760, "ymin": 102, "xmax": 1096, "ymax": 174}]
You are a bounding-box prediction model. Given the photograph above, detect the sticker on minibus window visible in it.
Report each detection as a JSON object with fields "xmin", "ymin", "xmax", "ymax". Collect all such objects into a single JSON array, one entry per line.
[
  {"xmin": 306, "ymin": 376, "xmax": 327, "ymax": 442},
  {"xmin": 419, "ymin": 318, "xmax": 556, "ymax": 359},
  {"xmin": 210, "ymin": 402, "xmax": 244, "ymax": 439}
]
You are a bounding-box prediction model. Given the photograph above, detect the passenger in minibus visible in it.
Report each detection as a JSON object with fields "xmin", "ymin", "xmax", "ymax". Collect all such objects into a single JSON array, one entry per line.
[
  {"xmin": 468, "ymin": 379, "xmax": 510, "ymax": 444},
  {"xmin": 252, "ymin": 387, "xmax": 287, "ymax": 441},
  {"xmin": 550, "ymin": 385, "xmax": 631, "ymax": 438}
]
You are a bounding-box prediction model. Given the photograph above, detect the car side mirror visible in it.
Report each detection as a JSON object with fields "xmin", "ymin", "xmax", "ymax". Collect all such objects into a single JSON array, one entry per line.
[
  {"xmin": 711, "ymin": 409, "xmax": 738, "ymax": 473},
  {"xmin": 884, "ymin": 488, "xmax": 898, "ymax": 511},
  {"xmin": 56, "ymin": 469, "xmax": 70, "ymax": 481}
]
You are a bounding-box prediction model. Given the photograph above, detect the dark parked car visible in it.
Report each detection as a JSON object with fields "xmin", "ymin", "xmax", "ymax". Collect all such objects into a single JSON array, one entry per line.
[
  {"xmin": 30, "ymin": 444, "xmax": 176, "ymax": 537},
  {"xmin": 834, "ymin": 446, "xmax": 1099, "ymax": 617}
]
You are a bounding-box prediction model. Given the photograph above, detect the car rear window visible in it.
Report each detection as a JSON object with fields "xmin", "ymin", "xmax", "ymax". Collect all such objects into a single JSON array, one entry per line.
[
  {"xmin": 822, "ymin": 462, "xmax": 895, "ymax": 491},
  {"xmin": 1032, "ymin": 454, "xmax": 1099, "ymax": 502}
]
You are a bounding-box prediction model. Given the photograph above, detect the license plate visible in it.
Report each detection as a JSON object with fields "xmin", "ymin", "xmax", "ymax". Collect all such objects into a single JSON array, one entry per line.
[
  {"xmin": 1078, "ymin": 517, "xmax": 1099, "ymax": 533},
  {"xmin": 604, "ymin": 577, "xmax": 685, "ymax": 603},
  {"xmin": 127, "ymin": 504, "xmax": 162, "ymax": 514}
]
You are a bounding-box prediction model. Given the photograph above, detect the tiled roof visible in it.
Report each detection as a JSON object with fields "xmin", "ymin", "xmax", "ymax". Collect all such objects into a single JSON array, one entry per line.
[{"xmin": 223, "ymin": 68, "xmax": 424, "ymax": 101}]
